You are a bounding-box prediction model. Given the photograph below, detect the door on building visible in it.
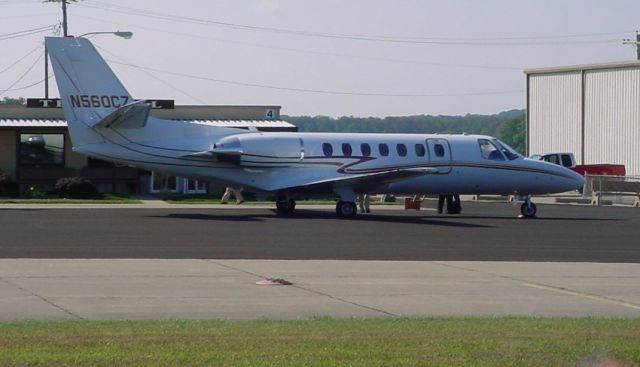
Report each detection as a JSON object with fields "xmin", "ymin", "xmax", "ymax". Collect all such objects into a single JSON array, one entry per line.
[{"xmin": 425, "ymin": 138, "xmax": 452, "ymax": 174}]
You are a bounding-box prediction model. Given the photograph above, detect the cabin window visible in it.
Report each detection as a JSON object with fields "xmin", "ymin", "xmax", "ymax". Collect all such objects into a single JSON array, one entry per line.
[
  {"xmin": 478, "ymin": 139, "xmax": 505, "ymax": 161},
  {"xmin": 379, "ymin": 143, "xmax": 389, "ymax": 156},
  {"xmin": 493, "ymin": 139, "xmax": 520, "ymax": 161},
  {"xmin": 322, "ymin": 143, "xmax": 333, "ymax": 157},
  {"xmin": 434, "ymin": 144, "xmax": 445, "ymax": 157},
  {"xmin": 396, "ymin": 144, "xmax": 407, "ymax": 157},
  {"xmin": 561, "ymin": 154, "xmax": 573, "ymax": 167},
  {"xmin": 360, "ymin": 143, "xmax": 371, "ymax": 157},
  {"xmin": 18, "ymin": 133, "xmax": 65, "ymax": 166},
  {"xmin": 415, "ymin": 144, "xmax": 426, "ymax": 157},
  {"xmin": 342, "ymin": 143, "xmax": 352, "ymax": 157}
]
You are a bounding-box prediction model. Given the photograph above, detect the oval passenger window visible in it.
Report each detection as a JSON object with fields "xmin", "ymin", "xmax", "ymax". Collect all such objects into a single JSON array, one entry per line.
[{"xmin": 322, "ymin": 143, "xmax": 333, "ymax": 157}]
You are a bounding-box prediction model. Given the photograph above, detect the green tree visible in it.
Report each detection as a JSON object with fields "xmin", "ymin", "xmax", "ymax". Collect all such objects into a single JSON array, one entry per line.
[
  {"xmin": 497, "ymin": 116, "xmax": 526, "ymax": 154},
  {"xmin": 0, "ymin": 97, "xmax": 25, "ymax": 105}
]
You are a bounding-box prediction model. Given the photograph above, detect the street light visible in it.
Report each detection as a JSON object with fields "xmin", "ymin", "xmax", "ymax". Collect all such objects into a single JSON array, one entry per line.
[
  {"xmin": 44, "ymin": 30, "xmax": 133, "ymax": 98},
  {"xmin": 77, "ymin": 31, "xmax": 134, "ymax": 39}
]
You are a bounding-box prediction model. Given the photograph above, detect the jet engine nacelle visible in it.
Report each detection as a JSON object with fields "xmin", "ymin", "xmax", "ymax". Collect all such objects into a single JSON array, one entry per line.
[{"xmin": 214, "ymin": 134, "xmax": 303, "ymax": 165}]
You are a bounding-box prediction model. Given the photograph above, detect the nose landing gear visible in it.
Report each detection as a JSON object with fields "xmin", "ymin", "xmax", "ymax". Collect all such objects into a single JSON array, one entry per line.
[{"xmin": 519, "ymin": 197, "xmax": 537, "ymax": 218}]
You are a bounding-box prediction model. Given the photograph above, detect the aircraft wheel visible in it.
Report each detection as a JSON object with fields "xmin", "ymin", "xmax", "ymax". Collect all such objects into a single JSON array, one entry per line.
[
  {"xmin": 520, "ymin": 202, "xmax": 537, "ymax": 218},
  {"xmin": 276, "ymin": 199, "xmax": 296, "ymax": 215},
  {"xmin": 336, "ymin": 201, "xmax": 357, "ymax": 219}
]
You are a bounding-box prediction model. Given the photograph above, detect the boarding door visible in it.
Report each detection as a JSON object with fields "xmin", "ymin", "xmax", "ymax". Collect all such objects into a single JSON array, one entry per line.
[{"xmin": 426, "ymin": 138, "xmax": 452, "ymax": 174}]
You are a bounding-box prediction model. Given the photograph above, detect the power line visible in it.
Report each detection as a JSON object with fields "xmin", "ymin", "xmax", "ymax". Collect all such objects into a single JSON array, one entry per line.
[
  {"xmin": 79, "ymin": 1, "xmax": 627, "ymax": 46},
  {"xmin": 0, "ymin": 46, "xmax": 42, "ymax": 75},
  {"xmin": 82, "ymin": 15, "xmax": 522, "ymax": 71},
  {"xmin": 105, "ymin": 59, "xmax": 522, "ymax": 98},
  {"xmin": 0, "ymin": 51, "xmax": 43, "ymax": 97},
  {"xmin": 94, "ymin": 44, "xmax": 207, "ymax": 104},
  {"xmin": 0, "ymin": 76, "xmax": 52, "ymax": 93},
  {"xmin": 0, "ymin": 24, "xmax": 56, "ymax": 41}
]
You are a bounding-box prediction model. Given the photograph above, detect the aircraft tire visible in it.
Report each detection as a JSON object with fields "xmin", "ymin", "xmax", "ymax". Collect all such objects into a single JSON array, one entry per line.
[
  {"xmin": 276, "ymin": 199, "xmax": 296, "ymax": 215},
  {"xmin": 336, "ymin": 201, "xmax": 357, "ymax": 219},
  {"xmin": 520, "ymin": 202, "xmax": 537, "ymax": 218}
]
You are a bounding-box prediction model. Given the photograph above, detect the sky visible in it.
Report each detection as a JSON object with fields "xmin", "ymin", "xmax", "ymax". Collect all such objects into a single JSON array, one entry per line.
[{"xmin": 0, "ymin": 0, "xmax": 639, "ymax": 117}]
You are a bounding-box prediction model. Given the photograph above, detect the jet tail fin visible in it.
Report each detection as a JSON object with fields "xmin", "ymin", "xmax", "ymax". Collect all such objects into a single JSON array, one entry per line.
[{"xmin": 45, "ymin": 36, "xmax": 135, "ymax": 144}]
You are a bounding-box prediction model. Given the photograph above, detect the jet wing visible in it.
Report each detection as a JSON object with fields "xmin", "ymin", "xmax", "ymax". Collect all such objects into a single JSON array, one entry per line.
[{"xmin": 276, "ymin": 167, "xmax": 439, "ymax": 192}]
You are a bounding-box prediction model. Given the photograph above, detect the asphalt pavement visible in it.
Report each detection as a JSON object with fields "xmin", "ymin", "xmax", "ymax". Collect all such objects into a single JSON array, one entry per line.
[{"xmin": 0, "ymin": 201, "xmax": 638, "ymax": 262}]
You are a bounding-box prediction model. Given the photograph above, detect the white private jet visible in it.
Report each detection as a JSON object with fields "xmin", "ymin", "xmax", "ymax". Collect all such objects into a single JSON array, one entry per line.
[{"xmin": 45, "ymin": 36, "xmax": 584, "ymax": 219}]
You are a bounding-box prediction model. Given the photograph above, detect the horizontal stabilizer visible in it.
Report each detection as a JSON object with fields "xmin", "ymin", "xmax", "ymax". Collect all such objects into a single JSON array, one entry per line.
[{"xmin": 94, "ymin": 100, "xmax": 151, "ymax": 129}]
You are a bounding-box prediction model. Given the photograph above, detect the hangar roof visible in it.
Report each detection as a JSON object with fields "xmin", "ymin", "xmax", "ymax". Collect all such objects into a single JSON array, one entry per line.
[
  {"xmin": 524, "ymin": 60, "xmax": 640, "ymax": 75},
  {"xmin": 0, "ymin": 118, "xmax": 296, "ymax": 130}
]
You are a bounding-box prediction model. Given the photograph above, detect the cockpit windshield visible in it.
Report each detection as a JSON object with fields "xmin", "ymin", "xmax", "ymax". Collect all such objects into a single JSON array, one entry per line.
[{"xmin": 492, "ymin": 139, "xmax": 521, "ymax": 160}]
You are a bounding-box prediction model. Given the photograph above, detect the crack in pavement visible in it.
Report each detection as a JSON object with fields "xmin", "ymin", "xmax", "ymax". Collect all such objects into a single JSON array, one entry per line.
[
  {"xmin": 0, "ymin": 276, "xmax": 84, "ymax": 320},
  {"xmin": 434, "ymin": 262, "xmax": 640, "ymax": 312}
]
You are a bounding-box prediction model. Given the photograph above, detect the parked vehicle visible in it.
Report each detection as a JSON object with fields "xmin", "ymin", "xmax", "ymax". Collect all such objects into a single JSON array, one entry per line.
[{"xmin": 530, "ymin": 153, "xmax": 626, "ymax": 176}]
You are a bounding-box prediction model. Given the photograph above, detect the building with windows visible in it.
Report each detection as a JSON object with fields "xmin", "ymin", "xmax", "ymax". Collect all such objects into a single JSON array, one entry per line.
[
  {"xmin": 0, "ymin": 101, "xmax": 296, "ymax": 196},
  {"xmin": 525, "ymin": 60, "xmax": 640, "ymax": 176}
]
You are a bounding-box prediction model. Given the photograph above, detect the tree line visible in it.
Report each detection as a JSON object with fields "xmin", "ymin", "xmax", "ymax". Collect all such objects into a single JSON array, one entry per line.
[
  {"xmin": 282, "ymin": 109, "xmax": 526, "ymax": 154},
  {"xmin": 1, "ymin": 98, "xmax": 526, "ymax": 153}
]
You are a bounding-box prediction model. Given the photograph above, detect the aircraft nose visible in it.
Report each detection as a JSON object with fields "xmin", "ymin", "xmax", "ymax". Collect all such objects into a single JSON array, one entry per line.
[{"xmin": 561, "ymin": 167, "xmax": 585, "ymax": 192}]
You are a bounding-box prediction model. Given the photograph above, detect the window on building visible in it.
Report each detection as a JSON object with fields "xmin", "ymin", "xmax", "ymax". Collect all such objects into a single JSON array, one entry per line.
[
  {"xmin": 151, "ymin": 172, "xmax": 177, "ymax": 193},
  {"xmin": 434, "ymin": 144, "xmax": 445, "ymax": 157},
  {"xmin": 18, "ymin": 133, "xmax": 64, "ymax": 166},
  {"xmin": 379, "ymin": 143, "xmax": 389, "ymax": 156},
  {"xmin": 396, "ymin": 144, "xmax": 407, "ymax": 157},
  {"xmin": 342, "ymin": 143, "xmax": 352, "ymax": 157},
  {"xmin": 478, "ymin": 139, "xmax": 505, "ymax": 161},
  {"xmin": 360, "ymin": 143, "xmax": 371, "ymax": 157},
  {"xmin": 415, "ymin": 144, "xmax": 426, "ymax": 157},
  {"xmin": 322, "ymin": 143, "xmax": 333, "ymax": 157}
]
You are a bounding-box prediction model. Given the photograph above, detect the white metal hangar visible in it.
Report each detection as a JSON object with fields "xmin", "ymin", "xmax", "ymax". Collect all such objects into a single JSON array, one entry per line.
[{"xmin": 525, "ymin": 60, "xmax": 640, "ymax": 176}]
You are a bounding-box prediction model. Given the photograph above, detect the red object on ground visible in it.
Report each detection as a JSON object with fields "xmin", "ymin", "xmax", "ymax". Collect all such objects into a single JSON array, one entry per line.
[
  {"xmin": 256, "ymin": 278, "xmax": 292, "ymax": 286},
  {"xmin": 404, "ymin": 198, "xmax": 421, "ymax": 210}
]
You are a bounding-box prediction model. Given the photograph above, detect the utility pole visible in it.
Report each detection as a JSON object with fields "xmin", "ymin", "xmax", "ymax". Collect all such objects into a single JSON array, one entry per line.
[
  {"xmin": 44, "ymin": 0, "xmax": 76, "ymax": 97},
  {"xmin": 622, "ymin": 31, "xmax": 640, "ymax": 60},
  {"xmin": 62, "ymin": 0, "xmax": 68, "ymax": 36},
  {"xmin": 44, "ymin": 0, "xmax": 74, "ymax": 36}
]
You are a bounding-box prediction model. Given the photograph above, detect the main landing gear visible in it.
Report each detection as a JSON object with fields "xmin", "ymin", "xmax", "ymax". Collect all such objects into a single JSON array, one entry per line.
[
  {"xmin": 336, "ymin": 200, "xmax": 357, "ymax": 219},
  {"xmin": 275, "ymin": 198, "xmax": 296, "ymax": 215},
  {"xmin": 519, "ymin": 197, "xmax": 537, "ymax": 218}
]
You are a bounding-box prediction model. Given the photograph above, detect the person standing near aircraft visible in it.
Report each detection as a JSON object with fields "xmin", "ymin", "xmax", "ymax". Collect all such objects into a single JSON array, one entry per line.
[
  {"xmin": 357, "ymin": 194, "xmax": 370, "ymax": 213},
  {"xmin": 220, "ymin": 187, "xmax": 244, "ymax": 204},
  {"xmin": 437, "ymin": 194, "xmax": 462, "ymax": 214},
  {"xmin": 448, "ymin": 194, "xmax": 461, "ymax": 214}
]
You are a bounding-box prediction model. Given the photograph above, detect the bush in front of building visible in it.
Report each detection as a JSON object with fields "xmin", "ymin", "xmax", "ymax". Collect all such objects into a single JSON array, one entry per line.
[
  {"xmin": 55, "ymin": 177, "xmax": 102, "ymax": 199},
  {"xmin": 0, "ymin": 173, "xmax": 19, "ymax": 197}
]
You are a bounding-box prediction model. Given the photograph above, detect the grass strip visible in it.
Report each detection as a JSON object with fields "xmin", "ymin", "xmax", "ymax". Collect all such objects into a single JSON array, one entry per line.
[
  {"xmin": 0, "ymin": 194, "xmax": 141, "ymax": 204},
  {"xmin": 0, "ymin": 317, "xmax": 639, "ymax": 366}
]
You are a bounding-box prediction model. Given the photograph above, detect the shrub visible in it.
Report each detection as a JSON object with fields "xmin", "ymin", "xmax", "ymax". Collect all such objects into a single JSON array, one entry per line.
[
  {"xmin": 0, "ymin": 173, "xmax": 19, "ymax": 197},
  {"xmin": 28, "ymin": 186, "xmax": 46, "ymax": 199},
  {"xmin": 55, "ymin": 176, "xmax": 102, "ymax": 199}
]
